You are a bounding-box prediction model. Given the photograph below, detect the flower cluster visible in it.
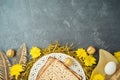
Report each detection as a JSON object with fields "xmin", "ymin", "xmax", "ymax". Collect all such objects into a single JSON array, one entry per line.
[
  {"xmin": 76, "ymin": 48, "xmax": 87, "ymax": 59},
  {"xmin": 92, "ymin": 74, "xmax": 105, "ymax": 80},
  {"xmin": 76, "ymin": 48, "xmax": 96, "ymax": 66},
  {"xmin": 10, "ymin": 64, "xmax": 24, "ymax": 79},
  {"xmin": 84, "ymin": 55, "xmax": 96, "ymax": 66},
  {"xmin": 30, "ymin": 47, "xmax": 41, "ymax": 59},
  {"xmin": 114, "ymin": 51, "xmax": 120, "ymax": 62}
]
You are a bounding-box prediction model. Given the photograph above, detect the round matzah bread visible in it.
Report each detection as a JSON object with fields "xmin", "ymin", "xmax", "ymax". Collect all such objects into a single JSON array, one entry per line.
[{"xmin": 28, "ymin": 53, "xmax": 86, "ymax": 80}]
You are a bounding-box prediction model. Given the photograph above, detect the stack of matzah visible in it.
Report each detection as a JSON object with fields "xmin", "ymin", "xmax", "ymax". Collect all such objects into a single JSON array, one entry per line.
[{"xmin": 36, "ymin": 57, "xmax": 82, "ymax": 80}]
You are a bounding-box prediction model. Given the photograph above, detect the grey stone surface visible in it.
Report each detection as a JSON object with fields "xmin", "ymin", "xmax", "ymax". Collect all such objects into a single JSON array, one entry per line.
[{"xmin": 0, "ymin": 0, "xmax": 120, "ymax": 53}]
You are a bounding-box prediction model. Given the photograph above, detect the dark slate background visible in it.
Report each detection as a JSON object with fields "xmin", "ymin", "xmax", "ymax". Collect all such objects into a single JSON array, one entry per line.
[{"xmin": 0, "ymin": 0, "xmax": 120, "ymax": 53}]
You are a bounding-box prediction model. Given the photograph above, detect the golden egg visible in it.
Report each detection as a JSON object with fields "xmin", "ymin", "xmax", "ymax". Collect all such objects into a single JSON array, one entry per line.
[
  {"xmin": 87, "ymin": 46, "xmax": 96, "ymax": 55},
  {"xmin": 64, "ymin": 58, "xmax": 73, "ymax": 66},
  {"xmin": 6, "ymin": 49, "xmax": 15, "ymax": 57}
]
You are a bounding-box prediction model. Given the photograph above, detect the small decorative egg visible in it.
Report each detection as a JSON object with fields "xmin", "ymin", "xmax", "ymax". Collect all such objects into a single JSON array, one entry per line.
[
  {"xmin": 64, "ymin": 57, "xmax": 73, "ymax": 66},
  {"xmin": 104, "ymin": 61, "xmax": 116, "ymax": 75},
  {"xmin": 6, "ymin": 49, "xmax": 15, "ymax": 57},
  {"xmin": 87, "ymin": 46, "xmax": 96, "ymax": 55}
]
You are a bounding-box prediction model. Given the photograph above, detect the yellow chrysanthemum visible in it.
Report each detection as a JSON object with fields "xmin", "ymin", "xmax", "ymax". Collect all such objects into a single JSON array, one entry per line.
[
  {"xmin": 114, "ymin": 51, "xmax": 120, "ymax": 62},
  {"xmin": 10, "ymin": 64, "xmax": 24, "ymax": 79},
  {"xmin": 30, "ymin": 47, "xmax": 41, "ymax": 59},
  {"xmin": 92, "ymin": 74, "xmax": 105, "ymax": 80},
  {"xmin": 84, "ymin": 55, "xmax": 96, "ymax": 66},
  {"xmin": 76, "ymin": 48, "xmax": 87, "ymax": 59}
]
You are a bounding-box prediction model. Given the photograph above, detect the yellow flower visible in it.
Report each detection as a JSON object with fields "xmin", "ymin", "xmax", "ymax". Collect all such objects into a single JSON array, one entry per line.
[
  {"xmin": 30, "ymin": 47, "xmax": 41, "ymax": 59},
  {"xmin": 76, "ymin": 48, "xmax": 87, "ymax": 59},
  {"xmin": 84, "ymin": 55, "xmax": 96, "ymax": 66},
  {"xmin": 92, "ymin": 74, "xmax": 105, "ymax": 80},
  {"xmin": 10, "ymin": 64, "xmax": 24, "ymax": 79},
  {"xmin": 114, "ymin": 51, "xmax": 120, "ymax": 62}
]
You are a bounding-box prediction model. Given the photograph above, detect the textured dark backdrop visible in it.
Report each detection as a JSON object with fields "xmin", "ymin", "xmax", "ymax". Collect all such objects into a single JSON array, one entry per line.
[{"xmin": 0, "ymin": 0, "xmax": 120, "ymax": 53}]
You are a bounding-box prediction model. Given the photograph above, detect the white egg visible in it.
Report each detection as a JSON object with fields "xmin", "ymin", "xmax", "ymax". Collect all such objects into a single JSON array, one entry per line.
[{"xmin": 104, "ymin": 61, "xmax": 116, "ymax": 75}]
